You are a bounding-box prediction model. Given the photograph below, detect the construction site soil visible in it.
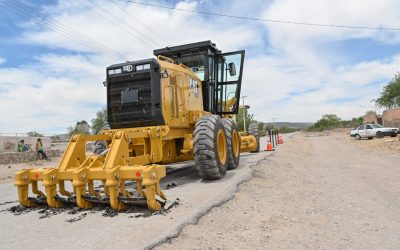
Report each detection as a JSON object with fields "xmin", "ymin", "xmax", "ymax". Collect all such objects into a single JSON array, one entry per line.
[
  {"xmin": 1, "ymin": 131, "xmax": 399, "ymax": 249},
  {"xmin": 156, "ymin": 131, "xmax": 400, "ymax": 249}
]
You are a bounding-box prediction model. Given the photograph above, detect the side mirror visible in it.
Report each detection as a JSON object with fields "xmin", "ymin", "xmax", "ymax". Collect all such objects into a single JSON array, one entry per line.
[
  {"xmin": 103, "ymin": 81, "xmax": 108, "ymax": 87},
  {"xmin": 228, "ymin": 62, "xmax": 236, "ymax": 76}
]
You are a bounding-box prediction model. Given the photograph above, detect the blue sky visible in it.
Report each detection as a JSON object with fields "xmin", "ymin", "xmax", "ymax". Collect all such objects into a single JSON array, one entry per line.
[{"xmin": 0, "ymin": 0, "xmax": 400, "ymax": 134}]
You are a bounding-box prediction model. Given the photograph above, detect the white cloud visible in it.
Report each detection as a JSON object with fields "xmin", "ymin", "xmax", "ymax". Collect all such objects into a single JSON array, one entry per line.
[
  {"xmin": 2, "ymin": 0, "xmax": 400, "ymax": 133},
  {"xmin": 1, "ymin": 0, "xmax": 263, "ymax": 133},
  {"xmin": 0, "ymin": 57, "xmax": 5, "ymax": 64},
  {"xmin": 263, "ymin": 0, "xmax": 400, "ymax": 45},
  {"xmin": 243, "ymin": 0, "xmax": 400, "ymax": 123}
]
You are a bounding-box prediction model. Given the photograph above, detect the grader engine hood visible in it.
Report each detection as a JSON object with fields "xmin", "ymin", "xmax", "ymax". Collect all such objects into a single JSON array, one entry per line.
[{"xmin": 106, "ymin": 59, "xmax": 165, "ymax": 129}]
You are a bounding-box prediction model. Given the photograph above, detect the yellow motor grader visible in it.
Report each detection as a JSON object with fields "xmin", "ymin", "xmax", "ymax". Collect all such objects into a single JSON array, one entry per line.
[{"xmin": 15, "ymin": 41, "xmax": 259, "ymax": 211}]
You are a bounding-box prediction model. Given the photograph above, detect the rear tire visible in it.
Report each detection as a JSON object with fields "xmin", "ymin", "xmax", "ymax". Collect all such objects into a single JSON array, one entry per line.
[
  {"xmin": 355, "ymin": 134, "xmax": 361, "ymax": 140},
  {"xmin": 221, "ymin": 118, "xmax": 240, "ymax": 170},
  {"xmin": 376, "ymin": 131, "xmax": 384, "ymax": 138},
  {"xmin": 248, "ymin": 122, "xmax": 260, "ymax": 153},
  {"xmin": 194, "ymin": 115, "xmax": 228, "ymax": 180},
  {"xmin": 390, "ymin": 134, "xmax": 397, "ymax": 137}
]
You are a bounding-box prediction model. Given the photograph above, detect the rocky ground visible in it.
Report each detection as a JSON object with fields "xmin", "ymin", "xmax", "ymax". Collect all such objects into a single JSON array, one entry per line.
[
  {"xmin": 1, "ymin": 131, "xmax": 399, "ymax": 249},
  {"xmin": 156, "ymin": 131, "xmax": 400, "ymax": 249},
  {"xmin": 0, "ymin": 157, "xmax": 61, "ymax": 184}
]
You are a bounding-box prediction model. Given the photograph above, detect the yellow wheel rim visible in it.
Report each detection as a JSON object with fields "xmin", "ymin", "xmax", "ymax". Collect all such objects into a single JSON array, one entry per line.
[
  {"xmin": 232, "ymin": 129, "xmax": 240, "ymax": 158},
  {"xmin": 217, "ymin": 129, "xmax": 227, "ymax": 165}
]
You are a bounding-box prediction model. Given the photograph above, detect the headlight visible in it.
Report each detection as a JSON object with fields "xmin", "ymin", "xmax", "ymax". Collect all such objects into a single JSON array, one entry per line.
[
  {"xmin": 108, "ymin": 68, "xmax": 122, "ymax": 75},
  {"xmin": 136, "ymin": 64, "xmax": 150, "ymax": 71}
]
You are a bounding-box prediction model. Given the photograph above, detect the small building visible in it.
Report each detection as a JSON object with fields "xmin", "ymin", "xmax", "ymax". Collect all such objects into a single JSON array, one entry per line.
[
  {"xmin": 363, "ymin": 111, "xmax": 382, "ymax": 125},
  {"xmin": 382, "ymin": 108, "xmax": 400, "ymax": 128}
]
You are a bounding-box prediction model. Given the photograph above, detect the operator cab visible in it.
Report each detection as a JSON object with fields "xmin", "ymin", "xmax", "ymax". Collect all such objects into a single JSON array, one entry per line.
[{"xmin": 154, "ymin": 41, "xmax": 245, "ymax": 115}]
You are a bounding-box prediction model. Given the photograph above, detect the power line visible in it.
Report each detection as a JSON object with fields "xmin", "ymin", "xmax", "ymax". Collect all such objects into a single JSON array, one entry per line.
[
  {"xmin": 117, "ymin": 0, "xmax": 400, "ymax": 32},
  {"xmin": 76, "ymin": 0, "xmax": 160, "ymax": 49},
  {"xmin": 10, "ymin": 1, "xmax": 125, "ymax": 60},
  {"xmin": 86, "ymin": 0, "xmax": 163, "ymax": 47},
  {"xmin": 110, "ymin": 0, "xmax": 170, "ymax": 46},
  {"xmin": 3, "ymin": 1, "xmax": 126, "ymax": 61}
]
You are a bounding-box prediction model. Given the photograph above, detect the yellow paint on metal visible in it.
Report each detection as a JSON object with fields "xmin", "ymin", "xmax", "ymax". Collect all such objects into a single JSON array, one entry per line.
[
  {"xmin": 217, "ymin": 129, "xmax": 227, "ymax": 165},
  {"xmin": 15, "ymin": 55, "xmax": 245, "ymax": 211},
  {"xmin": 232, "ymin": 129, "xmax": 240, "ymax": 158},
  {"xmin": 239, "ymin": 132, "xmax": 258, "ymax": 153}
]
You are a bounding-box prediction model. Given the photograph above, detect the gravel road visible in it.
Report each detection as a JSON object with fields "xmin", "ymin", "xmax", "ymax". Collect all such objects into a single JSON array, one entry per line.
[{"xmin": 156, "ymin": 132, "xmax": 400, "ymax": 249}]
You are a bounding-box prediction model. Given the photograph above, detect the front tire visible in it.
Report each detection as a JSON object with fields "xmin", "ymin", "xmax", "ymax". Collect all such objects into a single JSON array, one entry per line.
[
  {"xmin": 221, "ymin": 118, "xmax": 240, "ymax": 170},
  {"xmin": 194, "ymin": 115, "xmax": 228, "ymax": 180},
  {"xmin": 376, "ymin": 131, "xmax": 384, "ymax": 138},
  {"xmin": 355, "ymin": 134, "xmax": 361, "ymax": 140},
  {"xmin": 248, "ymin": 122, "xmax": 260, "ymax": 153}
]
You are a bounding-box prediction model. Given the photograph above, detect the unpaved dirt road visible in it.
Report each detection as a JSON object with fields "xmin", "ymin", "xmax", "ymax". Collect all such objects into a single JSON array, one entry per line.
[
  {"xmin": 157, "ymin": 132, "xmax": 400, "ymax": 250},
  {"xmin": 0, "ymin": 157, "xmax": 61, "ymax": 184}
]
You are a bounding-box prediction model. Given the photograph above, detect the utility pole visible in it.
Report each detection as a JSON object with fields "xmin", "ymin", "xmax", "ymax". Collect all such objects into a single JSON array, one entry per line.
[
  {"xmin": 272, "ymin": 115, "xmax": 275, "ymax": 129},
  {"xmin": 272, "ymin": 113, "xmax": 285, "ymax": 129},
  {"xmin": 241, "ymin": 96, "xmax": 248, "ymax": 132}
]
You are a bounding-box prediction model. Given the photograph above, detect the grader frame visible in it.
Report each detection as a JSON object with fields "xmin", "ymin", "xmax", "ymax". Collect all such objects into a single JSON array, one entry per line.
[{"xmin": 15, "ymin": 41, "xmax": 259, "ymax": 211}]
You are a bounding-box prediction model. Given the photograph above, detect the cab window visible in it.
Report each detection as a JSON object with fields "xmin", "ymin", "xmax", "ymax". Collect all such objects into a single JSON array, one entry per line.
[
  {"xmin": 366, "ymin": 125, "xmax": 373, "ymax": 129},
  {"xmin": 216, "ymin": 51, "xmax": 245, "ymax": 114},
  {"xmin": 358, "ymin": 125, "xmax": 365, "ymax": 130},
  {"xmin": 175, "ymin": 52, "xmax": 207, "ymax": 81}
]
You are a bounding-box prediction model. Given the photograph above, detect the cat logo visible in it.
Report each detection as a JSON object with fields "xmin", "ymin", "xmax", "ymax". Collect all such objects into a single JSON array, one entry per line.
[
  {"xmin": 189, "ymin": 78, "xmax": 199, "ymax": 97},
  {"xmin": 122, "ymin": 65, "xmax": 134, "ymax": 72}
]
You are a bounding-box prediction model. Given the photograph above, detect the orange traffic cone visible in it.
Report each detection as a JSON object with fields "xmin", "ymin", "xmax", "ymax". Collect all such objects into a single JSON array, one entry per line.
[
  {"xmin": 264, "ymin": 132, "xmax": 275, "ymax": 151},
  {"xmin": 278, "ymin": 132, "xmax": 283, "ymax": 144}
]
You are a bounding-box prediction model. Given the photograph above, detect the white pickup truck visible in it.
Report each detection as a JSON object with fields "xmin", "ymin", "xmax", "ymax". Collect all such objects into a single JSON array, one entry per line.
[{"xmin": 350, "ymin": 124, "xmax": 399, "ymax": 140}]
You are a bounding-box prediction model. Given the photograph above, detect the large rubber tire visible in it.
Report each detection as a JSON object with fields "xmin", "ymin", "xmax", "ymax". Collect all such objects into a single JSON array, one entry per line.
[
  {"xmin": 355, "ymin": 134, "xmax": 361, "ymax": 140},
  {"xmin": 376, "ymin": 131, "xmax": 384, "ymax": 138},
  {"xmin": 248, "ymin": 122, "xmax": 260, "ymax": 153},
  {"xmin": 221, "ymin": 118, "xmax": 240, "ymax": 170},
  {"xmin": 194, "ymin": 115, "xmax": 228, "ymax": 180},
  {"xmin": 93, "ymin": 124, "xmax": 110, "ymax": 154}
]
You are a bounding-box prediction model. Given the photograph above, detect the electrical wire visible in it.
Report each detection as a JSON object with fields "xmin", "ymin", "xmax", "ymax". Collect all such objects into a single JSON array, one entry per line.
[
  {"xmin": 2, "ymin": 1, "xmax": 126, "ymax": 61},
  {"xmin": 117, "ymin": 0, "xmax": 400, "ymax": 32},
  {"xmin": 110, "ymin": 0, "xmax": 170, "ymax": 46},
  {"xmin": 76, "ymin": 0, "xmax": 160, "ymax": 49},
  {"xmin": 89, "ymin": 0, "xmax": 166, "ymax": 47}
]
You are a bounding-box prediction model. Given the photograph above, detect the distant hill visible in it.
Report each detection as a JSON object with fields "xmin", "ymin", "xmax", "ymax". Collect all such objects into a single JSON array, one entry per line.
[{"xmin": 264, "ymin": 122, "xmax": 313, "ymax": 129}]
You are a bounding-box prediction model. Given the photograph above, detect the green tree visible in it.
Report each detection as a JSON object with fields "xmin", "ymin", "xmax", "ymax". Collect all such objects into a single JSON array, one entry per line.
[
  {"xmin": 374, "ymin": 73, "xmax": 400, "ymax": 109},
  {"xmin": 91, "ymin": 107, "xmax": 108, "ymax": 134},
  {"xmin": 236, "ymin": 107, "xmax": 255, "ymax": 131},
  {"xmin": 27, "ymin": 131, "xmax": 44, "ymax": 137},
  {"xmin": 278, "ymin": 126, "xmax": 301, "ymax": 133},
  {"xmin": 341, "ymin": 116, "xmax": 364, "ymax": 128},
  {"xmin": 309, "ymin": 114, "xmax": 342, "ymax": 131},
  {"xmin": 68, "ymin": 120, "xmax": 91, "ymax": 135}
]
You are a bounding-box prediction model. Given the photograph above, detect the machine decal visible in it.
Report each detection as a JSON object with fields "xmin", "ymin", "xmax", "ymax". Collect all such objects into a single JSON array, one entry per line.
[
  {"xmin": 190, "ymin": 78, "xmax": 199, "ymax": 97},
  {"xmin": 122, "ymin": 64, "xmax": 134, "ymax": 72}
]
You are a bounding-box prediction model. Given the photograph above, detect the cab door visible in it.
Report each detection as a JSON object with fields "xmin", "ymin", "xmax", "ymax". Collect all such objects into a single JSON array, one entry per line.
[
  {"xmin": 358, "ymin": 125, "xmax": 366, "ymax": 137},
  {"xmin": 215, "ymin": 50, "xmax": 245, "ymax": 115},
  {"xmin": 365, "ymin": 124, "xmax": 374, "ymax": 137}
]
